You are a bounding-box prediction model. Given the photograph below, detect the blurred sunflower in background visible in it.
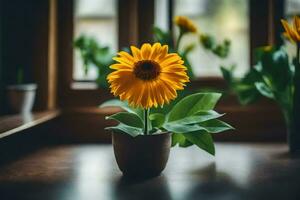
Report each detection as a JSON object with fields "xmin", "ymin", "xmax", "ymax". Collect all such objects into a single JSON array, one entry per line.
[
  {"xmin": 107, "ymin": 43, "xmax": 189, "ymax": 109},
  {"xmin": 174, "ymin": 16, "xmax": 197, "ymax": 33},
  {"xmin": 173, "ymin": 16, "xmax": 198, "ymax": 52},
  {"xmin": 281, "ymin": 16, "xmax": 300, "ymax": 43}
]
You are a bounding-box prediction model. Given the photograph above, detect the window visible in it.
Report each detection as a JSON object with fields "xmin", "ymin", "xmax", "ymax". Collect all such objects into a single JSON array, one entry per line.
[
  {"xmin": 73, "ymin": 0, "xmax": 118, "ymax": 81},
  {"xmin": 154, "ymin": 0, "xmax": 169, "ymax": 32},
  {"xmin": 171, "ymin": 0, "xmax": 249, "ymax": 78}
]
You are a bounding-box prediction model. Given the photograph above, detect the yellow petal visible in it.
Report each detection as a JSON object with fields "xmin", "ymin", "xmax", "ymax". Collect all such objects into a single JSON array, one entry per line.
[
  {"xmin": 141, "ymin": 43, "xmax": 152, "ymax": 60},
  {"xmin": 149, "ymin": 43, "xmax": 162, "ymax": 60},
  {"xmin": 117, "ymin": 51, "xmax": 135, "ymax": 63},
  {"xmin": 110, "ymin": 63, "xmax": 133, "ymax": 70},
  {"xmin": 112, "ymin": 56, "xmax": 134, "ymax": 66},
  {"xmin": 130, "ymin": 46, "xmax": 142, "ymax": 60},
  {"xmin": 107, "ymin": 43, "xmax": 189, "ymax": 109}
]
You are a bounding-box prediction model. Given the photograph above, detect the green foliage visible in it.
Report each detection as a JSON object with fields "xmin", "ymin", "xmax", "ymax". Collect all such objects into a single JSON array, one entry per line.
[
  {"xmin": 149, "ymin": 113, "xmax": 165, "ymax": 128},
  {"xmin": 171, "ymin": 133, "xmax": 193, "ymax": 147},
  {"xmin": 106, "ymin": 112, "xmax": 144, "ymax": 128},
  {"xmin": 199, "ymin": 119, "xmax": 234, "ymax": 133},
  {"xmin": 167, "ymin": 93, "xmax": 222, "ymax": 122},
  {"xmin": 101, "ymin": 93, "xmax": 233, "ymax": 155},
  {"xmin": 105, "ymin": 123, "xmax": 142, "ymax": 137},
  {"xmin": 221, "ymin": 65, "xmax": 261, "ymax": 105},
  {"xmin": 166, "ymin": 110, "xmax": 223, "ymax": 125},
  {"xmin": 17, "ymin": 68, "xmax": 24, "ymax": 85},
  {"xmin": 74, "ymin": 35, "xmax": 114, "ymax": 87},
  {"xmin": 183, "ymin": 131, "xmax": 215, "ymax": 155},
  {"xmin": 153, "ymin": 26, "xmax": 174, "ymax": 48},
  {"xmin": 200, "ymin": 34, "xmax": 231, "ymax": 59},
  {"xmin": 222, "ymin": 46, "xmax": 294, "ymax": 115},
  {"xmin": 99, "ymin": 99, "xmax": 143, "ymax": 119},
  {"xmin": 200, "ymin": 34, "xmax": 215, "ymax": 50}
]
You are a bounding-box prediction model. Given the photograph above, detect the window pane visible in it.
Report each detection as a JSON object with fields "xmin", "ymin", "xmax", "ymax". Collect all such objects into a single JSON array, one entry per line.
[
  {"xmin": 285, "ymin": 0, "xmax": 300, "ymax": 18},
  {"xmin": 73, "ymin": 0, "xmax": 118, "ymax": 81},
  {"xmin": 155, "ymin": 0, "xmax": 169, "ymax": 31},
  {"xmin": 172, "ymin": 0, "xmax": 249, "ymax": 77}
]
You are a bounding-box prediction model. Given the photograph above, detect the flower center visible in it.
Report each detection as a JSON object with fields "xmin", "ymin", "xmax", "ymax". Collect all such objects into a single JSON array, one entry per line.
[{"xmin": 134, "ymin": 60, "xmax": 161, "ymax": 80}]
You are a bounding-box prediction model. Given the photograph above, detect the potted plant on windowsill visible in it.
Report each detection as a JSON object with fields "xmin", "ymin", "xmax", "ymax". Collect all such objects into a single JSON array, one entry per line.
[
  {"xmin": 100, "ymin": 43, "xmax": 233, "ymax": 177},
  {"xmin": 221, "ymin": 16, "xmax": 300, "ymax": 154},
  {"xmin": 6, "ymin": 68, "xmax": 37, "ymax": 114}
]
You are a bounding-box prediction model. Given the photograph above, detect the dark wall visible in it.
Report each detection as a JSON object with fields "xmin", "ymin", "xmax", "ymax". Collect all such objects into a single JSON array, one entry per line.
[
  {"xmin": 0, "ymin": 0, "xmax": 49, "ymax": 114},
  {"xmin": 0, "ymin": 1, "xmax": 4, "ymax": 114},
  {"xmin": 1, "ymin": 0, "xmax": 38, "ymax": 85}
]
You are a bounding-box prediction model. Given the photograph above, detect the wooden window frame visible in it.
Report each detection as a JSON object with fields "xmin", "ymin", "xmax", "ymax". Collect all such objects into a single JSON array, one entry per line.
[{"xmin": 56, "ymin": 0, "xmax": 284, "ymax": 108}]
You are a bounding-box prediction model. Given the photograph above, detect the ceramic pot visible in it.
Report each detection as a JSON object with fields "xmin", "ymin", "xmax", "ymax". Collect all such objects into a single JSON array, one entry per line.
[
  {"xmin": 6, "ymin": 84, "xmax": 37, "ymax": 114},
  {"xmin": 112, "ymin": 132, "xmax": 171, "ymax": 178}
]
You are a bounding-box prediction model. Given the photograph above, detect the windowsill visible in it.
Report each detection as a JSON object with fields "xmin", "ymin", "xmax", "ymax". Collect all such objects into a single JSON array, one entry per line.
[
  {"xmin": 0, "ymin": 110, "xmax": 60, "ymax": 139},
  {"xmin": 71, "ymin": 82, "xmax": 98, "ymax": 90}
]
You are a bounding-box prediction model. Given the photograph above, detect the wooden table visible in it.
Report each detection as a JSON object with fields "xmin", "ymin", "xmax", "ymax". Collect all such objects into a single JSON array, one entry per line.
[{"xmin": 0, "ymin": 143, "xmax": 299, "ymax": 200}]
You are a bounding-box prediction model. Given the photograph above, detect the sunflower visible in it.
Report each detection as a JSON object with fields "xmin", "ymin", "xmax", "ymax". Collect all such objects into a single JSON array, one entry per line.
[
  {"xmin": 174, "ymin": 16, "xmax": 197, "ymax": 33},
  {"xmin": 107, "ymin": 43, "xmax": 189, "ymax": 109},
  {"xmin": 281, "ymin": 16, "xmax": 300, "ymax": 43}
]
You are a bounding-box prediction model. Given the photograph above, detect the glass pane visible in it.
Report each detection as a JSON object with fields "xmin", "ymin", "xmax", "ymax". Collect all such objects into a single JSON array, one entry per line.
[
  {"xmin": 73, "ymin": 0, "xmax": 118, "ymax": 81},
  {"xmin": 172, "ymin": 0, "xmax": 249, "ymax": 77},
  {"xmin": 285, "ymin": 0, "xmax": 300, "ymax": 18},
  {"xmin": 155, "ymin": 0, "xmax": 169, "ymax": 31},
  {"xmin": 284, "ymin": 0, "xmax": 300, "ymax": 58}
]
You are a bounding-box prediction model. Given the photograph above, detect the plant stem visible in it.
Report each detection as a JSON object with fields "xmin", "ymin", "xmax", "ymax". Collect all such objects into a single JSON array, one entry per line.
[
  {"xmin": 17, "ymin": 67, "xmax": 23, "ymax": 85},
  {"xmin": 297, "ymin": 42, "xmax": 300, "ymax": 65},
  {"xmin": 295, "ymin": 42, "xmax": 300, "ymax": 109},
  {"xmin": 144, "ymin": 108, "xmax": 150, "ymax": 135},
  {"xmin": 175, "ymin": 31, "xmax": 184, "ymax": 52}
]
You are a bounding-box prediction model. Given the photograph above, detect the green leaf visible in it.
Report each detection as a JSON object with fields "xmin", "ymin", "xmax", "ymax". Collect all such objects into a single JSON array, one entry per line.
[
  {"xmin": 254, "ymin": 82, "xmax": 274, "ymax": 99},
  {"xmin": 234, "ymin": 83, "xmax": 260, "ymax": 105},
  {"xmin": 171, "ymin": 133, "xmax": 193, "ymax": 147},
  {"xmin": 99, "ymin": 99, "xmax": 143, "ymax": 119},
  {"xmin": 199, "ymin": 119, "xmax": 234, "ymax": 133},
  {"xmin": 105, "ymin": 123, "xmax": 143, "ymax": 137},
  {"xmin": 168, "ymin": 110, "xmax": 224, "ymax": 125},
  {"xmin": 182, "ymin": 44, "xmax": 196, "ymax": 57},
  {"xmin": 149, "ymin": 113, "xmax": 165, "ymax": 128},
  {"xmin": 167, "ymin": 93, "xmax": 222, "ymax": 122},
  {"xmin": 183, "ymin": 131, "xmax": 215, "ymax": 155},
  {"xmin": 106, "ymin": 112, "xmax": 144, "ymax": 128},
  {"xmin": 73, "ymin": 35, "xmax": 113, "ymax": 87},
  {"xmin": 199, "ymin": 34, "xmax": 215, "ymax": 50},
  {"xmin": 153, "ymin": 26, "xmax": 173, "ymax": 48},
  {"xmin": 257, "ymin": 47, "xmax": 293, "ymax": 91},
  {"xmin": 163, "ymin": 123, "xmax": 205, "ymax": 133},
  {"xmin": 220, "ymin": 66, "xmax": 234, "ymax": 85}
]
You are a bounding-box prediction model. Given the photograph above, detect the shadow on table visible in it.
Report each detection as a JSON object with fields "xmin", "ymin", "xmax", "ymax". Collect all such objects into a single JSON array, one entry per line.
[
  {"xmin": 112, "ymin": 175, "xmax": 172, "ymax": 200},
  {"xmin": 186, "ymin": 163, "xmax": 248, "ymax": 200}
]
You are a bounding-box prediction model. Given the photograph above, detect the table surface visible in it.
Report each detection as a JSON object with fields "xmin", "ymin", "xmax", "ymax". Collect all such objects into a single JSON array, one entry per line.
[{"xmin": 0, "ymin": 143, "xmax": 299, "ymax": 200}]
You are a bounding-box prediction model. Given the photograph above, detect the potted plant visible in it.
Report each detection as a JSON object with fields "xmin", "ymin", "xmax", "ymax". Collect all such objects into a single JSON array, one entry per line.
[
  {"xmin": 221, "ymin": 16, "xmax": 300, "ymax": 153},
  {"xmin": 6, "ymin": 68, "xmax": 37, "ymax": 114},
  {"xmin": 74, "ymin": 35, "xmax": 114, "ymax": 88},
  {"xmin": 100, "ymin": 43, "xmax": 233, "ymax": 177}
]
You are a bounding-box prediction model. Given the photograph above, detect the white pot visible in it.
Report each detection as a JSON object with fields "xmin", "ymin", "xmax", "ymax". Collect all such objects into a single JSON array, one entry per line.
[{"xmin": 6, "ymin": 84, "xmax": 37, "ymax": 114}]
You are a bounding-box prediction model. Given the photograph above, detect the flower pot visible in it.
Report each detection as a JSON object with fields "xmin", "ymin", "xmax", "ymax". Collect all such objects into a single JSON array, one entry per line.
[
  {"xmin": 112, "ymin": 132, "xmax": 171, "ymax": 178},
  {"xmin": 6, "ymin": 84, "xmax": 37, "ymax": 114},
  {"xmin": 286, "ymin": 115, "xmax": 300, "ymax": 154}
]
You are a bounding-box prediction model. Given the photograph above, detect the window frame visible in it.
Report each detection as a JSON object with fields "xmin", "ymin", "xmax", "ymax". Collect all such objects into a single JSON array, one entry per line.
[{"xmin": 56, "ymin": 0, "xmax": 284, "ymax": 107}]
